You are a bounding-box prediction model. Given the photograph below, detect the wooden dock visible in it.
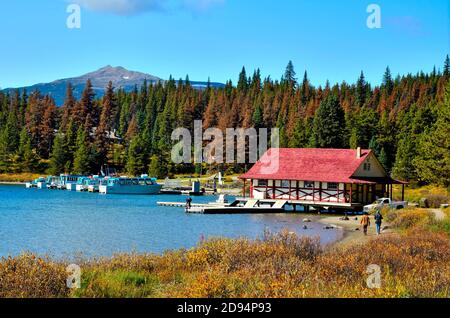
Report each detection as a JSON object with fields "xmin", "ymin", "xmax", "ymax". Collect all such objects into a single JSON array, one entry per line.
[{"xmin": 157, "ymin": 198, "xmax": 362, "ymax": 215}]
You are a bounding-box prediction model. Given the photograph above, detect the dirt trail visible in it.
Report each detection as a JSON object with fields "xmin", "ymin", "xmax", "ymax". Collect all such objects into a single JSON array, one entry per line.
[
  {"xmin": 319, "ymin": 216, "xmax": 394, "ymax": 248},
  {"xmin": 430, "ymin": 209, "xmax": 446, "ymax": 221}
]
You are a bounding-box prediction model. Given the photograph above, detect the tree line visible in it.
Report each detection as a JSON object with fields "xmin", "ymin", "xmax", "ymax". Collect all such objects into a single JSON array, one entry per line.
[{"xmin": 0, "ymin": 56, "xmax": 449, "ymax": 186}]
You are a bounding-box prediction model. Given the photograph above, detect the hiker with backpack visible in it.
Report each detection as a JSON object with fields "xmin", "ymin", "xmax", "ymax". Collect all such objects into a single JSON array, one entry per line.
[{"xmin": 374, "ymin": 210, "xmax": 384, "ymax": 235}]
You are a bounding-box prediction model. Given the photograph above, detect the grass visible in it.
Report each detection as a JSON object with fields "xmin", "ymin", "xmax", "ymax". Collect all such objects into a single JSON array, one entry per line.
[
  {"xmin": 0, "ymin": 173, "xmax": 42, "ymax": 183},
  {"xmin": 393, "ymin": 185, "xmax": 450, "ymax": 207}
]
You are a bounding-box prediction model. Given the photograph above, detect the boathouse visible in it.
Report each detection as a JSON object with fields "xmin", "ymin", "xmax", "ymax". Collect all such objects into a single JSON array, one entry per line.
[{"xmin": 239, "ymin": 148, "xmax": 406, "ymax": 208}]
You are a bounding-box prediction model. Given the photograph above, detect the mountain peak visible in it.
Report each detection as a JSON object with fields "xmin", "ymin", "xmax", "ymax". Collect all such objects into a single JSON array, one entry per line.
[{"xmin": 2, "ymin": 66, "xmax": 225, "ymax": 105}]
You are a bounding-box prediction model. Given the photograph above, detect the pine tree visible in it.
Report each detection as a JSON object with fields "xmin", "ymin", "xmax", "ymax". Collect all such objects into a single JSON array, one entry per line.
[
  {"xmin": 39, "ymin": 96, "xmax": 56, "ymax": 158},
  {"xmin": 17, "ymin": 127, "xmax": 40, "ymax": 172},
  {"xmin": 311, "ymin": 95, "xmax": 346, "ymax": 148},
  {"xmin": 289, "ymin": 117, "xmax": 309, "ymax": 148},
  {"xmin": 73, "ymin": 128, "xmax": 91, "ymax": 175},
  {"xmin": 74, "ymin": 80, "xmax": 95, "ymax": 129},
  {"xmin": 148, "ymin": 154, "xmax": 167, "ymax": 179},
  {"xmin": 382, "ymin": 66, "xmax": 394, "ymax": 94},
  {"xmin": 96, "ymin": 81, "xmax": 117, "ymax": 164},
  {"xmin": 444, "ymin": 54, "xmax": 450, "ymax": 77},
  {"xmin": 61, "ymin": 83, "xmax": 75, "ymax": 131},
  {"xmin": 413, "ymin": 80, "xmax": 450, "ymax": 186},
  {"xmin": 356, "ymin": 71, "xmax": 367, "ymax": 108},
  {"xmin": 237, "ymin": 67, "xmax": 248, "ymax": 92},
  {"xmin": 252, "ymin": 104, "xmax": 263, "ymax": 128},
  {"xmin": 49, "ymin": 133, "xmax": 68, "ymax": 175},
  {"xmin": 126, "ymin": 135, "xmax": 147, "ymax": 176},
  {"xmin": 379, "ymin": 147, "xmax": 388, "ymax": 171},
  {"xmin": 283, "ymin": 60, "xmax": 297, "ymax": 87}
]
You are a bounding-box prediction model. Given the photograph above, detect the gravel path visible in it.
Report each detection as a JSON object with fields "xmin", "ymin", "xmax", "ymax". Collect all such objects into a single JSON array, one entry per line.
[{"xmin": 430, "ymin": 208, "xmax": 446, "ymax": 221}]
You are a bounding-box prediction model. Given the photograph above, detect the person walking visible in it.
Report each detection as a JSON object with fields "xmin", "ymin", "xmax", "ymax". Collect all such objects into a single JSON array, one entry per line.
[
  {"xmin": 374, "ymin": 210, "xmax": 384, "ymax": 235},
  {"xmin": 185, "ymin": 196, "xmax": 192, "ymax": 212},
  {"xmin": 360, "ymin": 213, "xmax": 371, "ymax": 236}
]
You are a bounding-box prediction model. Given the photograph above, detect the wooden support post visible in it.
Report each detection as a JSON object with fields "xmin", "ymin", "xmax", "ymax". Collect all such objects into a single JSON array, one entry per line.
[
  {"xmin": 319, "ymin": 182, "xmax": 322, "ymax": 202},
  {"xmin": 390, "ymin": 184, "xmax": 393, "ymax": 200},
  {"xmin": 402, "ymin": 184, "xmax": 405, "ymax": 201},
  {"xmin": 349, "ymin": 184, "xmax": 353, "ymax": 204},
  {"xmin": 243, "ymin": 179, "xmax": 246, "ymax": 198},
  {"xmin": 272, "ymin": 181, "xmax": 275, "ymax": 199},
  {"xmin": 289, "ymin": 182, "xmax": 292, "ymax": 200}
]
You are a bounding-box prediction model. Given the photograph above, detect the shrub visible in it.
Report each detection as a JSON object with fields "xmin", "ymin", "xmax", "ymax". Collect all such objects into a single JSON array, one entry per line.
[
  {"xmin": 425, "ymin": 195, "xmax": 450, "ymax": 208},
  {"xmin": 1, "ymin": 231, "xmax": 448, "ymax": 298}
]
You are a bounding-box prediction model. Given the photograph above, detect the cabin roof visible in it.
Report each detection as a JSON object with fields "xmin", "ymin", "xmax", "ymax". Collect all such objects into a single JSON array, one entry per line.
[{"xmin": 239, "ymin": 148, "xmax": 403, "ymax": 184}]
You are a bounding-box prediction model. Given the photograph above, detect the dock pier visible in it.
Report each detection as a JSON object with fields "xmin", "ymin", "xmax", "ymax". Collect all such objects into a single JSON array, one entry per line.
[{"xmin": 157, "ymin": 198, "xmax": 362, "ymax": 215}]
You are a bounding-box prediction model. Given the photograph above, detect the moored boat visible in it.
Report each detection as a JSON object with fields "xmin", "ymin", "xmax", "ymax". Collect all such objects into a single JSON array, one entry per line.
[
  {"xmin": 59, "ymin": 175, "xmax": 83, "ymax": 191},
  {"xmin": 99, "ymin": 175, "xmax": 162, "ymax": 195},
  {"xmin": 25, "ymin": 177, "xmax": 46, "ymax": 189},
  {"xmin": 75, "ymin": 177, "xmax": 91, "ymax": 192},
  {"xmin": 45, "ymin": 176, "xmax": 60, "ymax": 189}
]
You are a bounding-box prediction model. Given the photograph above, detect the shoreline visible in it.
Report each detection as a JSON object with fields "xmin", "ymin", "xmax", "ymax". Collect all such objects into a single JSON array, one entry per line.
[
  {"xmin": 319, "ymin": 215, "xmax": 394, "ymax": 248},
  {"xmin": 0, "ymin": 181, "xmax": 25, "ymax": 185}
]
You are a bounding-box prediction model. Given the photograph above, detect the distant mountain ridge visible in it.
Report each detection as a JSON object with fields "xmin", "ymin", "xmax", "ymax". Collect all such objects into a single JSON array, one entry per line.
[{"xmin": 2, "ymin": 66, "xmax": 225, "ymax": 105}]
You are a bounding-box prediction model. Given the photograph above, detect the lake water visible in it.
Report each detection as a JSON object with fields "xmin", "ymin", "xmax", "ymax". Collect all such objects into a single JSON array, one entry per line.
[{"xmin": 0, "ymin": 185, "xmax": 343, "ymax": 259}]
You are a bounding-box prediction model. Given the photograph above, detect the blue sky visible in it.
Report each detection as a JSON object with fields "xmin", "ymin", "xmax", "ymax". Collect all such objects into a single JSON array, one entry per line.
[{"xmin": 0, "ymin": 0, "xmax": 448, "ymax": 88}]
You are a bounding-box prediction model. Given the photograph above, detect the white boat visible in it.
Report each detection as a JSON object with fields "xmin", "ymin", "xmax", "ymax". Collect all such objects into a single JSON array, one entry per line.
[
  {"xmin": 59, "ymin": 175, "xmax": 83, "ymax": 191},
  {"xmin": 75, "ymin": 177, "xmax": 91, "ymax": 192},
  {"xmin": 87, "ymin": 177, "xmax": 102, "ymax": 192},
  {"xmin": 25, "ymin": 177, "xmax": 46, "ymax": 189},
  {"xmin": 99, "ymin": 175, "xmax": 162, "ymax": 195},
  {"xmin": 37, "ymin": 181, "xmax": 47, "ymax": 189}
]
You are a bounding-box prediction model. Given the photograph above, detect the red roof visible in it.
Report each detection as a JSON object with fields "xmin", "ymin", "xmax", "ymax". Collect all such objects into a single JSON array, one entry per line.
[{"xmin": 240, "ymin": 148, "xmax": 397, "ymax": 184}]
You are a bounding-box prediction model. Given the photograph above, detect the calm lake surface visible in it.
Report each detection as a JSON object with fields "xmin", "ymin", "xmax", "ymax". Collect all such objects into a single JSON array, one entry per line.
[{"xmin": 0, "ymin": 185, "xmax": 343, "ymax": 258}]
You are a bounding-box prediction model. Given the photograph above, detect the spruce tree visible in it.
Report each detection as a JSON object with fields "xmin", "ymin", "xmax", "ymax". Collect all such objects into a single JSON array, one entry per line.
[
  {"xmin": 252, "ymin": 104, "xmax": 263, "ymax": 128},
  {"xmin": 237, "ymin": 67, "xmax": 248, "ymax": 92},
  {"xmin": 444, "ymin": 54, "xmax": 450, "ymax": 77},
  {"xmin": 283, "ymin": 61, "xmax": 297, "ymax": 87},
  {"xmin": 49, "ymin": 133, "xmax": 68, "ymax": 175},
  {"xmin": 148, "ymin": 154, "xmax": 167, "ymax": 179},
  {"xmin": 311, "ymin": 95, "xmax": 346, "ymax": 148},
  {"xmin": 73, "ymin": 128, "xmax": 91, "ymax": 175},
  {"xmin": 126, "ymin": 135, "xmax": 147, "ymax": 176},
  {"xmin": 413, "ymin": 80, "xmax": 450, "ymax": 186},
  {"xmin": 18, "ymin": 127, "xmax": 40, "ymax": 172},
  {"xmin": 289, "ymin": 118, "xmax": 309, "ymax": 148},
  {"xmin": 61, "ymin": 83, "xmax": 75, "ymax": 131},
  {"xmin": 379, "ymin": 147, "xmax": 388, "ymax": 171},
  {"xmin": 96, "ymin": 81, "xmax": 117, "ymax": 164},
  {"xmin": 382, "ymin": 66, "xmax": 394, "ymax": 94},
  {"xmin": 356, "ymin": 71, "xmax": 367, "ymax": 108}
]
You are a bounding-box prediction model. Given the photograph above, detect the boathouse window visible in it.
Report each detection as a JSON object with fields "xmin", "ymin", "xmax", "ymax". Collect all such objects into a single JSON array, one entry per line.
[
  {"xmin": 257, "ymin": 180, "xmax": 267, "ymax": 187},
  {"xmin": 328, "ymin": 183, "xmax": 338, "ymax": 190},
  {"xmin": 363, "ymin": 162, "xmax": 371, "ymax": 171},
  {"xmin": 304, "ymin": 181, "xmax": 314, "ymax": 189},
  {"xmin": 281, "ymin": 180, "xmax": 290, "ymax": 188}
]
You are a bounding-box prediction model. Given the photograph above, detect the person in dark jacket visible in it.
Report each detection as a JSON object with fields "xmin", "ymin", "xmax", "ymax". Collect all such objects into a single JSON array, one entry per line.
[
  {"xmin": 186, "ymin": 197, "xmax": 193, "ymax": 211},
  {"xmin": 374, "ymin": 210, "xmax": 384, "ymax": 235}
]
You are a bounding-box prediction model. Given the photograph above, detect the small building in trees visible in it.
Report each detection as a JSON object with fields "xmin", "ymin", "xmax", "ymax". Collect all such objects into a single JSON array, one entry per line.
[{"xmin": 239, "ymin": 148, "xmax": 406, "ymax": 208}]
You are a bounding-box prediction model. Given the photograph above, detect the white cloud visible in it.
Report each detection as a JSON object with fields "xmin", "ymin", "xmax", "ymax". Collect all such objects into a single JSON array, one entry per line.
[
  {"xmin": 71, "ymin": 0, "xmax": 224, "ymax": 16},
  {"xmin": 72, "ymin": 0, "xmax": 164, "ymax": 16}
]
